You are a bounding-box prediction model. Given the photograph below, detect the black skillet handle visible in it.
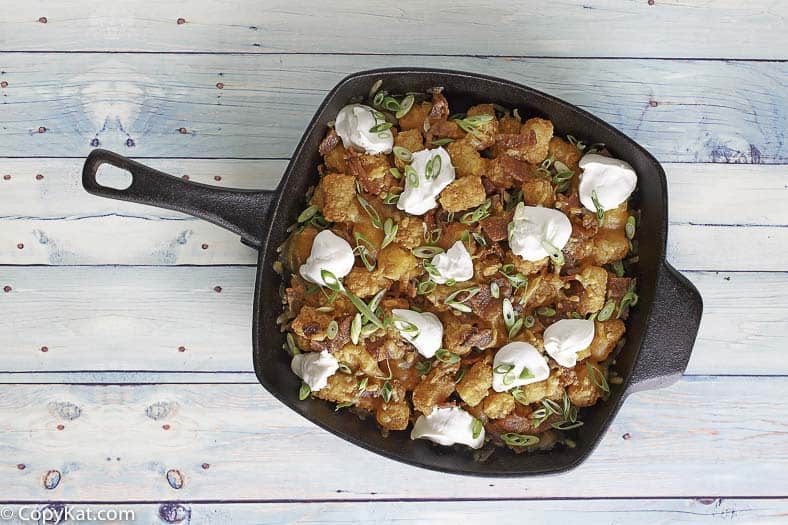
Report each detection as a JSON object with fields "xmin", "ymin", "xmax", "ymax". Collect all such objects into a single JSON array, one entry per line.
[
  {"xmin": 625, "ymin": 261, "xmax": 703, "ymax": 395},
  {"xmin": 82, "ymin": 149, "xmax": 275, "ymax": 247}
]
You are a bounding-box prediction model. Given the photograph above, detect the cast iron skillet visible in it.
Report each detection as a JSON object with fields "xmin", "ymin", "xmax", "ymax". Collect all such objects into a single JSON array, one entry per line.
[{"xmin": 82, "ymin": 67, "xmax": 702, "ymax": 476}]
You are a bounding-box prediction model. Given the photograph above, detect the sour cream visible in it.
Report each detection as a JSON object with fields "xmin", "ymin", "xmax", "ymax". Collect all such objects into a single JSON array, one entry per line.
[
  {"xmin": 299, "ymin": 230, "xmax": 355, "ymax": 287},
  {"xmin": 508, "ymin": 203, "xmax": 572, "ymax": 262},
  {"xmin": 391, "ymin": 308, "xmax": 443, "ymax": 358},
  {"xmin": 578, "ymin": 153, "xmax": 638, "ymax": 213},
  {"xmin": 430, "ymin": 240, "xmax": 474, "ymax": 284},
  {"xmin": 291, "ymin": 350, "xmax": 339, "ymax": 392},
  {"xmin": 334, "ymin": 104, "xmax": 394, "ymax": 155},
  {"xmin": 543, "ymin": 319, "xmax": 595, "ymax": 368},
  {"xmin": 492, "ymin": 342, "xmax": 550, "ymax": 392},
  {"xmin": 396, "ymin": 147, "xmax": 456, "ymax": 215},
  {"xmin": 411, "ymin": 406, "xmax": 485, "ymax": 449}
]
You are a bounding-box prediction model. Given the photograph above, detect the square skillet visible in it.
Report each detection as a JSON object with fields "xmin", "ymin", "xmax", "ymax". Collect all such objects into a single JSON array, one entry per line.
[{"xmin": 83, "ymin": 68, "xmax": 702, "ymax": 476}]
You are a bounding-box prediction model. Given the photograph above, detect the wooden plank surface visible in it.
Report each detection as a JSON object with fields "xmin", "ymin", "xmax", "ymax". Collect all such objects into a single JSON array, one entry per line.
[
  {"xmin": 1, "ymin": 499, "xmax": 786, "ymax": 524},
  {"xmin": 0, "ymin": 54, "xmax": 784, "ymax": 162},
  {"xmin": 1, "ymin": 1, "xmax": 786, "ymax": 59},
  {"xmin": 1, "ymin": 377, "xmax": 786, "ymax": 500},
  {"xmin": 0, "ymin": 267, "xmax": 785, "ymax": 377}
]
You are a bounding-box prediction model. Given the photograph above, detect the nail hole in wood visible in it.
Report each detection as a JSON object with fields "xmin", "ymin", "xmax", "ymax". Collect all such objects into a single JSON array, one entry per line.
[
  {"xmin": 38, "ymin": 126, "xmax": 46, "ymax": 133},
  {"xmin": 0, "ymin": 81, "xmax": 7, "ymax": 88},
  {"xmin": 41, "ymin": 346, "xmax": 49, "ymax": 352},
  {"xmin": 213, "ymin": 286, "xmax": 222, "ymax": 293},
  {"xmin": 38, "ymin": 16, "xmax": 48, "ymax": 23},
  {"xmin": 36, "ymin": 174, "xmax": 44, "ymax": 180}
]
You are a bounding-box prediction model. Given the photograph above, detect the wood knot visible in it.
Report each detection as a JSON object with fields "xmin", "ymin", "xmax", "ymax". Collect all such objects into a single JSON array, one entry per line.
[
  {"xmin": 146, "ymin": 401, "xmax": 176, "ymax": 420},
  {"xmin": 17, "ymin": 463, "xmax": 25, "ymax": 470},
  {"xmin": 166, "ymin": 469, "xmax": 185, "ymax": 489},
  {"xmin": 159, "ymin": 503, "xmax": 190, "ymax": 523},
  {"xmin": 43, "ymin": 469, "xmax": 61, "ymax": 489},
  {"xmin": 48, "ymin": 401, "xmax": 82, "ymax": 421}
]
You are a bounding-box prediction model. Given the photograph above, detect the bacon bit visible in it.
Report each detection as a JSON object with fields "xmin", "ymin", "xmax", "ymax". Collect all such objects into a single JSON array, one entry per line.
[
  {"xmin": 319, "ymin": 129, "xmax": 341, "ymax": 155},
  {"xmin": 428, "ymin": 92, "xmax": 450, "ymax": 122},
  {"xmin": 481, "ymin": 215, "xmax": 509, "ymax": 242}
]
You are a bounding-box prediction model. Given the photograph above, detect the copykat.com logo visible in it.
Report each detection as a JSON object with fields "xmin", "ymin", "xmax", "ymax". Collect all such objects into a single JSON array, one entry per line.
[{"xmin": 0, "ymin": 506, "xmax": 135, "ymax": 522}]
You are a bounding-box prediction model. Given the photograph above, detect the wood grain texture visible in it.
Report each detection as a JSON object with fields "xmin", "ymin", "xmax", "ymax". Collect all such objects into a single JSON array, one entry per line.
[
  {"xmin": 1, "ymin": 1, "xmax": 786, "ymax": 59},
  {"xmin": 1, "ymin": 378, "xmax": 786, "ymax": 500},
  {"xmin": 1, "ymin": 500, "xmax": 786, "ymax": 524},
  {"xmin": 0, "ymin": 267, "xmax": 785, "ymax": 377},
  {"xmin": 0, "ymin": 54, "xmax": 784, "ymax": 162}
]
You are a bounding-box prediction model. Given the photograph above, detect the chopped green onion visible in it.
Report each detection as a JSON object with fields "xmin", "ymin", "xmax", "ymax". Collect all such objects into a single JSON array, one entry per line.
[
  {"xmin": 315, "ymin": 306, "xmax": 335, "ymax": 313},
  {"xmin": 357, "ymin": 377, "xmax": 369, "ymax": 392},
  {"xmin": 425, "ymin": 154, "xmax": 442, "ymax": 180},
  {"xmin": 499, "ymin": 264, "xmax": 528, "ymax": 289},
  {"xmin": 611, "ymin": 260, "xmax": 625, "ymax": 278},
  {"xmin": 523, "ymin": 315, "xmax": 535, "ymax": 328},
  {"xmin": 444, "ymin": 286, "xmax": 481, "ymax": 311},
  {"xmin": 320, "ymin": 269, "xmax": 342, "ymax": 292},
  {"xmin": 392, "ymin": 317, "xmax": 420, "ymax": 337},
  {"xmin": 381, "ymin": 218, "xmax": 398, "ymax": 250},
  {"xmin": 472, "ymin": 232, "xmax": 487, "ymax": 246},
  {"xmin": 413, "ymin": 245, "xmax": 444, "ymax": 258},
  {"xmin": 357, "ymin": 194, "xmax": 382, "ymax": 229},
  {"xmin": 337, "ymin": 362, "xmax": 352, "ymax": 374},
  {"xmin": 508, "ymin": 317, "xmax": 524, "ymax": 339},
  {"xmin": 500, "ymin": 433, "xmax": 540, "ymax": 447},
  {"xmin": 502, "ymin": 298, "xmax": 516, "ymax": 329},
  {"xmin": 286, "ymin": 333, "xmax": 300, "ymax": 355},
  {"xmin": 350, "ymin": 313, "xmax": 362, "ymax": 344},
  {"xmin": 405, "ymin": 165, "xmax": 419, "ymax": 188},
  {"xmin": 381, "ymin": 381, "xmax": 393, "ymax": 402},
  {"xmin": 383, "ymin": 191, "xmax": 401, "ymax": 205},
  {"xmin": 494, "ymin": 363, "xmax": 514, "ymax": 375},
  {"xmin": 370, "ymin": 122, "xmax": 393, "ymax": 133},
  {"xmin": 597, "ymin": 300, "xmax": 616, "ymax": 322},
  {"xmin": 537, "ymin": 306, "xmax": 556, "ymax": 317},
  {"xmin": 435, "ymin": 349, "xmax": 460, "ymax": 364},
  {"xmin": 347, "ymin": 291, "xmax": 384, "ymax": 328},
  {"xmin": 430, "ymin": 138, "xmax": 454, "ymax": 146},
  {"xmin": 591, "ymin": 190, "xmax": 605, "ymax": 225},
  {"xmin": 552, "ymin": 421, "xmax": 584, "ymax": 431},
  {"xmin": 360, "ymin": 323, "xmax": 380, "ymax": 338},
  {"xmin": 389, "ymin": 167, "xmax": 402, "ymax": 180},
  {"xmin": 472, "ymin": 418, "xmax": 483, "ymax": 439},
  {"xmin": 335, "ymin": 401, "xmax": 354, "ymax": 411},
  {"xmin": 396, "ymin": 95, "xmax": 415, "ymax": 119},
  {"xmin": 519, "ymin": 367, "xmax": 534, "ymax": 380},
  {"xmin": 541, "ymin": 239, "xmax": 565, "ymax": 266},
  {"xmin": 618, "ymin": 288, "xmax": 639, "ymax": 318},
  {"xmin": 586, "ymin": 362, "xmax": 610, "ymax": 393},
  {"xmin": 490, "ymin": 281, "xmax": 500, "ymax": 299},
  {"xmin": 368, "ymin": 288, "xmax": 386, "ymax": 314},
  {"xmin": 373, "ymin": 90, "xmax": 385, "ymax": 107},
  {"xmin": 423, "ymin": 261, "xmax": 441, "ymax": 279},
  {"xmin": 297, "ymin": 205, "xmax": 319, "ymax": 223},
  {"xmin": 368, "ymin": 79, "xmax": 383, "ymax": 100},
  {"xmin": 326, "ymin": 320, "xmax": 339, "ymax": 340},
  {"xmin": 454, "ymin": 365, "xmax": 468, "ymax": 384},
  {"xmin": 626, "ymin": 215, "xmax": 637, "ymax": 240},
  {"xmin": 459, "ymin": 199, "xmax": 492, "ymax": 224},
  {"xmin": 382, "ymin": 96, "xmax": 400, "ymax": 112},
  {"xmin": 415, "ymin": 360, "xmax": 432, "ymax": 376},
  {"xmin": 298, "ymin": 382, "xmax": 311, "ymax": 401},
  {"xmin": 416, "ymin": 279, "xmax": 436, "ymax": 295},
  {"xmin": 511, "ymin": 387, "xmax": 528, "ymax": 405},
  {"xmin": 393, "ymin": 146, "xmax": 413, "ymax": 162},
  {"xmin": 425, "ymin": 227, "xmax": 441, "ymax": 244}
]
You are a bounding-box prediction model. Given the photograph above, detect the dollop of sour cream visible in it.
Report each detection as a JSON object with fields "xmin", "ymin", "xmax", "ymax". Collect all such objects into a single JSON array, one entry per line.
[
  {"xmin": 492, "ymin": 342, "xmax": 551, "ymax": 392},
  {"xmin": 396, "ymin": 147, "xmax": 456, "ymax": 215},
  {"xmin": 543, "ymin": 319, "xmax": 596, "ymax": 368},
  {"xmin": 334, "ymin": 104, "xmax": 393, "ymax": 155},
  {"xmin": 508, "ymin": 203, "xmax": 572, "ymax": 262},
  {"xmin": 430, "ymin": 240, "xmax": 474, "ymax": 284},
  {"xmin": 391, "ymin": 308, "xmax": 443, "ymax": 358},
  {"xmin": 299, "ymin": 230, "xmax": 355, "ymax": 287},
  {"xmin": 578, "ymin": 153, "xmax": 638, "ymax": 213},
  {"xmin": 291, "ymin": 350, "xmax": 339, "ymax": 392},
  {"xmin": 411, "ymin": 406, "xmax": 485, "ymax": 449}
]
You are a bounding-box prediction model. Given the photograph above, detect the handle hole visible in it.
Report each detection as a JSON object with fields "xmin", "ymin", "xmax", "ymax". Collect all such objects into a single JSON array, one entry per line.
[{"xmin": 96, "ymin": 164, "xmax": 133, "ymax": 190}]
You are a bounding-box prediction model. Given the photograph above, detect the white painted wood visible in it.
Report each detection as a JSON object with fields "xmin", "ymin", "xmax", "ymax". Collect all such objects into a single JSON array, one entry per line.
[
  {"xmin": 0, "ymin": 54, "xmax": 783, "ymax": 162},
  {"xmin": 1, "ymin": 1, "xmax": 785, "ymax": 59},
  {"xmin": 0, "ymin": 378, "xmax": 784, "ymax": 500},
  {"xmin": 2, "ymin": 160, "xmax": 787, "ymax": 224},
  {"xmin": 1, "ymin": 500, "xmax": 785, "ymax": 524},
  {"xmin": 0, "ymin": 267, "xmax": 784, "ymax": 377}
]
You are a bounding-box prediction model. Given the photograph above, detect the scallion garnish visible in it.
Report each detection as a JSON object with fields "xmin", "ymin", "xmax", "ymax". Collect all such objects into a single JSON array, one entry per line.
[
  {"xmin": 626, "ymin": 215, "xmax": 637, "ymax": 240},
  {"xmin": 490, "ymin": 281, "xmax": 500, "ymax": 299},
  {"xmin": 435, "ymin": 349, "xmax": 460, "ymax": 364},
  {"xmin": 381, "ymin": 381, "xmax": 393, "ymax": 402},
  {"xmin": 298, "ymin": 382, "xmax": 311, "ymax": 401},
  {"xmin": 381, "ymin": 218, "xmax": 398, "ymax": 250},
  {"xmin": 541, "ymin": 239, "xmax": 565, "ymax": 266},
  {"xmin": 405, "ymin": 165, "xmax": 419, "ymax": 188},
  {"xmin": 347, "ymin": 291, "xmax": 384, "ymax": 328},
  {"xmin": 413, "ymin": 245, "xmax": 444, "ymax": 258},
  {"xmin": 337, "ymin": 362, "xmax": 352, "ymax": 374},
  {"xmin": 454, "ymin": 114, "xmax": 494, "ymax": 138},
  {"xmin": 356, "ymin": 194, "xmax": 382, "ymax": 229},
  {"xmin": 382, "ymin": 191, "xmax": 401, "ymax": 205},
  {"xmin": 444, "ymin": 286, "xmax": 481, "ymax": 313},
  {"xmin": 519, "ymin": 367, "xmax": 534, "ymax": 380},
  {"xmin": 586, "ymin": 362, "xmax": 610, "ymax": 393},
  {"xmin": 389, "ymin": 167, "xmax": 402, "ymax": 180},
  {"xmin": 392, "ymin": 317, "xmax": 420, "ymax": 338},
  {"xmin": 368, "ymin": 79, "xmax": 383, "ymax": 100},
  {"xmin": 297, "ymin": 205, "xmax": 319, "ymax": 223},
  {"xmin": 597, "ymin": 299, "xmax": 616, "ymax": 321},
  {"xmin": 320, "ymin": 269, "xmax": 342, "ymax": 292},
  {"xmin": 502, "ymin": 298, "xmax": 516, "ymax": 329},
  {"xmin": 459, "ymin": 199, "xmax": 492, "ymax": 224},
  {"xmin": 537, "ymin": 306, "xmax": 556, "ymax": 317},
  {"xmin": 326, "ymin": 320, "xmax": 339, "ymax": 340},
  {"xmin": 415, "ymin": 360, "xmax": 432, "ymax": 376},
  {"xmin": 454, "ymin": 365, "xmax": 468, "ymax": 384},
  {"xmin": 393, "ymin": 146, "xmax": 413, "ymax": 162},
  {"xmin": 416, "ymin": 279, "xmax": 436, "ymax": 295},
  {"xmin": 500, "ymin": 433, "xmax": 539, "ymax": 447},
  {"xmin": 350, "ymin": 313, "xmax": 362, "ymax": 344},
  {"xmin": 373, "ymin": 90, "xmax": 385, "ymax": 107},
  {"xmin": 335, "ymin": 401, "xmax": 354, "ymax": 411},
  {"xmin": 498, "ymin": 264, "xmax": 528, "ymax": 289},
  {"xmin": 472, "ymin": 418, "xmax": 483, "ymax": 439},
  {"xmin": 382, "ymin": 96, "xmax": 400, "ymax": 112},
  {"xmin": 422, "ymin": 260, "xmax": 440, "ymax": 279},
  {"xmin": 430, "ymin": 138, "xmax": 454, "ymax": 146},
  {"xmin": 285, "ymin": 333, "xmax": 300, "ymax": 356},
  {"xmin": 494, "ymin": 363, "xmax": 514, "ymax": 375},
  {"xmin": 370, "ymin": 122, "xmax": 393, "ymax": 133},
  {"xmin": 395, "ymin": 95, "xmax": 415, "ymax": 119},
  {"xmin": 611, "ymin": 260, "xmax": 625, "ymax": 278},
  {"xmin": 523, "ymin": 315, "xmax": 535, "ymax": 328},
  {"xmin": 591, "ymin": 190, "xmax": 605, "ymax": 225},
  {"xmin": 508, "ymin": 317, "xmax": 524, "ymax": 339},
  {"xmin": 472, "ymin": 232, "xmax": 487, "ymax": 247}
]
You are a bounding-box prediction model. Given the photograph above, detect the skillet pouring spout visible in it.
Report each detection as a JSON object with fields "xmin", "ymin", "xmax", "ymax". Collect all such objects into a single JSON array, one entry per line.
[{"xmin": 82, "ymin": 148, "xmax": 275, "ymax": 247}]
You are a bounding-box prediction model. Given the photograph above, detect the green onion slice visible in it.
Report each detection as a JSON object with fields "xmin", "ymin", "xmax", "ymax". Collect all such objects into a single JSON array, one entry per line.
[
  {"xmin": 393, "ymin": 146, "xmax": 413, "ymax": 162},
  {"xmin": 350, "ymin": 313, "xmax": 362, "ymax": 344},
  {"xmin": 298, "ymin": 382, "xmax": 311, "ymax": 401},
  {"xmin": 587, "ymin": 362, "xmax": 610, "ymax": 393},
  {"xmin": 356, "ymin": 195, "xmax": 382, "ymax": 229},
  {"xmin": 501, "ymin": 433, "xmax": 540, "ymax": 447},
  {"xmin": 326, "ymin": 320, "xmax": 339, "ymax": 340},
  {"xmin": 381, "ymin": 218, "xmax": 398, "ymax": 250},
  {"xmin": 471, "ymin": 418, "xmax": 483, "ymax": 439},
  {"xmin": 597, "ymin": 300, "xmax": 616, "ymax": 321},
  {"xmin": 395, "ymin": 95, "xmax": 415, "ymax": 119},
  {"xmin": 435, "ymin": 349, "xmax": 460, "ymax": 364}
]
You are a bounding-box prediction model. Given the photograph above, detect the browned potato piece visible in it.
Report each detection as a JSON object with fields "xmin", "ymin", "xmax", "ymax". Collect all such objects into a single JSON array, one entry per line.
[
  {"xmin": 426, "ymin": 120, "xmax": 466, "ymax": 142},
  {"xmin": 522, "ymin": 178, "xmax": 555, "ymax": 207},
  {"xmin": 483, "ymin": 391, "xmax": 516, "ymax": 419},
  {"xmin": 345, "ymin": 266, "xmax": 390, "ymax": 299},
  {"xmin": 589, "ymin": 319, "xmax": 626, "ymax": 361},
  {"xmin": 467, "ymin": 104, "xmax": 496, "ymax": 117},
  {"xmin": 412, "ymin": 362, "xmax": 459, "ymax": 414},
  {"xmin": 333, "ymin": 344, "xmax": 383, "ymax": 377},
  {"xmin": 321, "ymin": 173, "xmax": 359, "ymax": 223},
  {"xmin": 395, "ymin": 216, "xmax": 426, "ymax": 249},
  {"xmin": 568, "ymin": 363, "xmax": 604, "ymax": 407},
  {"xmin": 548, "ymin": 136, "xmax": 581, "ymax": 173},
  {"xmin": 324, "ymin": 143, "xmax": 348, "ymax": 173},
  {"xmin": 353, "ymin": 219, "xmax": 385, "ymax": 248},
  {"xmin": 439, "ymin": 175, "xmax": 486, "ymax": 212},
  {"xmin": 447, "ymin": 140, "xmax": 486, "ymax": 177},
  {"xmin": 285, "ymin": 226, "xmax": 318, "ymax": 271},
  {"xmin": 519, "ymin": 118, "xmax": 554, "ymax": 164},
  {"xmin": 498, "ymin": 114, "xmax": 522, "ymax": 134},
  {"xmin": 398, "ymin": 101, "xmax": 432, "ymax": 131},
  {"xmin": 394, "ymin": 129, "xmax": 424, "ymax": 169},
  {"xmin": 591, "ymin": 230, "xmax": 629, "ymax": 265},
  {"xmin": 347, "ymin": 154, "xmax": 393, "ymax": 195},
  {"xmin": 378, "ymin": 243, "xmax": 417, "ymax": 281},
  {"xmin": 290, "ymin": 306, "xmax": 334, "ymax": 342},
  {"xmin": 601, "ymin": 202, "xmax": 629, "ymax": 231},
  {"xmin": 441, "ymin": 314, "xmax": 495, "ymax": 355},
  {"xmin": 315, "ymin": 374, "xmax": 358, "ymax": 404},
  {"xmin": 463, "ymin": 104, "xmax": 498, "ymax": 150},
  {"xmin": 376, "ymin": 399, "xmax": 410, "ymax": 431},
  {"xmin": 456, "ymin": 361, "xmax": 493, "ymax": 407},
  {"xmin": 516, "ymin": 370, "xmax": 564, "ymax": 404},
  {"xmin": 575, "ymin": 265, "xmax": 608, "ymax": 316},
  {"xmin": 486, "ymin": 156, "xmax": 533, "ymax": 189}
]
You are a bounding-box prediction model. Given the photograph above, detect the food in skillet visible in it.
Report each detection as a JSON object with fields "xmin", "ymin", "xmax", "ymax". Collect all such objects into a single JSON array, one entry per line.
[{"xmin": 276, "ymin": 82, "xmax": 639, "ymax": 453}]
